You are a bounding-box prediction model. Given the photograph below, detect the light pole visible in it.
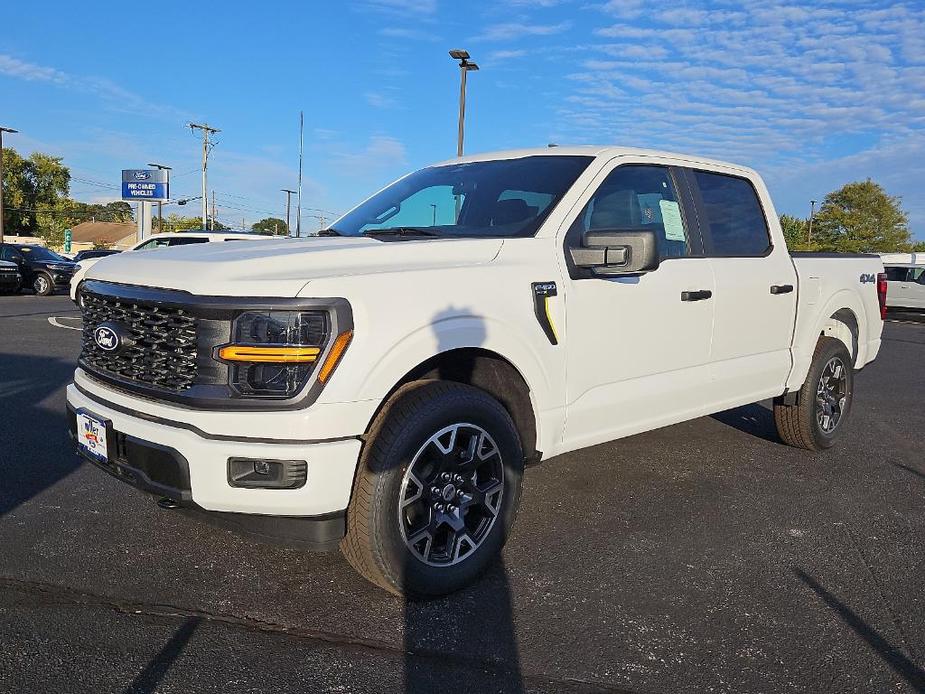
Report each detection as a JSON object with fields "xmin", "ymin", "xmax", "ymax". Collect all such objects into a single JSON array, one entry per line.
[
  {"xmin": 282, "ymin": 188, "xmax": 296, "ymax": 236},
  {"xmin": 0, "ymin": 125, "xmax": 18, "ymax": 245},
  {"xmin": 449, "ymin": 50, "xmax": 479, "ymax": 158},
  {"xmin": 807, "ymin": 199, "xmax": 817, "ymax": 243},
  {"xmin": 148, "ymin": 162, "xmax": 171, "ymax": 233}
]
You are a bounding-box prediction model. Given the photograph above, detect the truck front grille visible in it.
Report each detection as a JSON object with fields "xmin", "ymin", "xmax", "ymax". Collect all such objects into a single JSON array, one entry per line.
[{"xmin": 80, "ymin": 289, "xmax": 199, "ymax": 392}]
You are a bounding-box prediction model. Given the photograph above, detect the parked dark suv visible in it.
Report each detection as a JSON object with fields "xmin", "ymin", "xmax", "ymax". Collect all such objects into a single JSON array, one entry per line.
[{"xmin": 0, "ymin": 243, "xmax": 76, "ymax": 295}]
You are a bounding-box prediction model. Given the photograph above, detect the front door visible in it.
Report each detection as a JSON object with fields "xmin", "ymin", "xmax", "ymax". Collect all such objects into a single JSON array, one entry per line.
[{"xmin": 561, "ymin": 162, "xmax": 715, "ymax": 453}]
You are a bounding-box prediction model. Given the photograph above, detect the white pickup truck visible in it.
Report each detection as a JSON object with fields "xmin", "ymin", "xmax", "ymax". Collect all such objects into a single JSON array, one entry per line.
[{"xmin": 67, "ymin": 147, "xmax": 886, "ymax": 597}]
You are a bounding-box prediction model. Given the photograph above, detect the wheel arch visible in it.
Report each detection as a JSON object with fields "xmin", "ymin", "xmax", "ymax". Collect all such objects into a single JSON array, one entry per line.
[{"xmin": 369, "ymin": 347, "xmax": 540, "ymax": 463}]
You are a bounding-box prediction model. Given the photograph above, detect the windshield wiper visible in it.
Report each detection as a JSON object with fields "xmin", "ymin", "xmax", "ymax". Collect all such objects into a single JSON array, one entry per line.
[
  {"xmin": 318, "ymin": 227, "xmax": 343, "ymax": 236},
  {"xmin": 362, "ymin": 227, "xmax": 440, "ymax": 238}
]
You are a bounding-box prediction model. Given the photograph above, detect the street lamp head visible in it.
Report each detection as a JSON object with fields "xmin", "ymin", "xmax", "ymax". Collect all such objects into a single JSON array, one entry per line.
[
  {"xmin": 464, "ymin": 62, "xmax": 479, "ymax": 71},
  {"xmin": 0, "ymin": 126, "xmax": 18, "ymax": 134},
  {"xmin": 449, "ymin": 49, "xmax": 470, "ymax": 60},
  {"xmin": 148, "ymin": 162, "xmax": 172, "ymax": 170}
]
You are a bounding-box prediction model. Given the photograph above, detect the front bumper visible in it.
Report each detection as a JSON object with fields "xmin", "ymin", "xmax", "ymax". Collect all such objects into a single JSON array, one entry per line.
[
  {"xmin": 66, "ymin": 381, "xmax": 364, "ymax": 524},
  {"xmin": 0, "ymin": 273, "xmax": 20, "ymax": 289}
]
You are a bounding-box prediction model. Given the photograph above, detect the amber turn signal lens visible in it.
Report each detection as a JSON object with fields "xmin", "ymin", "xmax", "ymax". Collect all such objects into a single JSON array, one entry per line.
[
  {"xmin": 218, "ymin": 345, "xmax": 322, "ymax": 363},
  {"xmin": 318, "ymin": 330, "xmax": 353, "ymax": 383}
]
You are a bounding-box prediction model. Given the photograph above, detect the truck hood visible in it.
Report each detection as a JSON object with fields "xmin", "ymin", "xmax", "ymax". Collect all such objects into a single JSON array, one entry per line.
[{"xmin": 84, "ymin": 236, "xmax": 504, "ymax": 297}]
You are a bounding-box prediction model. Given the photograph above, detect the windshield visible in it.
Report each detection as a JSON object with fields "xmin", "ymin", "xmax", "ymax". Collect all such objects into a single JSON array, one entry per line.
[
  {"xmin": 19, "ymin": 246, "xmax": 68, "ymax": 262},
  {"xmin": 332, "ymin": 156, "xmax": 593, "ymax": 238}
]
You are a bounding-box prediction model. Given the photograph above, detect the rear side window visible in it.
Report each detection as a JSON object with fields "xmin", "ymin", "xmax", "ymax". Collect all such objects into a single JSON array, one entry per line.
[
  {"xmin": 693, "ymin": 171, "xmax": 770, "ymax": 256},
  {"xmin": 884, "ymin": 266, "xmax": 909, "ymax": 281}
]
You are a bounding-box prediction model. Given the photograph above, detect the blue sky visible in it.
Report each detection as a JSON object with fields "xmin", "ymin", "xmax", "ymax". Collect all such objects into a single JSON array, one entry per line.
[{"xmin": 1, "ymin": 0, "xmax": 923, "ymax": 238}]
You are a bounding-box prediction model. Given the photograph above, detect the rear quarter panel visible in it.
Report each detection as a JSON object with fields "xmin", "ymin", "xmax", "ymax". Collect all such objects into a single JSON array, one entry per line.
[{"xmin": 787, "ymin": 255, "xmax": 884, "ymax": 390}]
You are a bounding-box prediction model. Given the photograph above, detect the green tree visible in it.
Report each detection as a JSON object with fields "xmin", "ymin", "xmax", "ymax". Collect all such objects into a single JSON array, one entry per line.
[
  {"xmin": 1, "ymin": 148, "xmax": 71, "ymax": 235},
  {"xmin": 911, "ymin": 241, "xmax": 925, "ymax": 252},
  {"xmin": 780, "ymin": 214, "xmax": 808, "ymax": 250},
  {"xmin": 813, "ymin": 180, "xmax": 911, "ymax": 253},
  {"xmin": 251, "ymin": 217, "xmax": 288, "ymax": 235}
]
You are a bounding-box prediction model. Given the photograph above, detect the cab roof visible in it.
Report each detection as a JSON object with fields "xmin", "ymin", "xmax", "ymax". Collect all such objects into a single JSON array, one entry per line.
[{"xmin": 432, "ymin": 146, "xmax": 756, "ymax": 177}]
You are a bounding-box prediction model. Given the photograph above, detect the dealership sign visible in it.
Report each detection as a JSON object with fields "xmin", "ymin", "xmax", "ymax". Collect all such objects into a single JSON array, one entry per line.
[{"xmin": 121, "ymin": 169, "xmax": 169, "ymax": 201}]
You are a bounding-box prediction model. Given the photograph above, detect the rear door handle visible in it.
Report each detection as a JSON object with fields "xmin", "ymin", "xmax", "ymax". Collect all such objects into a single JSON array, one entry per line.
[
  {"xmin": 681, "ymin": 290, "xmax": 712, "ymax": 302},
  {"xmin": 770, "ymin": 284, "xmax": 794, "ymax": 295}
]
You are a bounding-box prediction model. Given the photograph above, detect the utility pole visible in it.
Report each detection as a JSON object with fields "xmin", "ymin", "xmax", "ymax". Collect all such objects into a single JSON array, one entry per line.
[
  {"xmin": 0, "ymin": 126, "xmax": 19, "ymax": 245},
  {"xmin": 281, "ymin": 188, "xmax": 296, "ymax": 236},
  {"xmin": 148, "ymin": 162, "xmax": 171, "ymax": 233},
  {"xmin": 297, "ymin": 111, "xmax": 304, "ymax": 238},
  {"xmin": 807, "ymin": 199, "xmax": 817, "ymax": 243},
  {"xmin": 188, "ymin": 122, "xmax": 220, "ymax": 230},
  {"xmin": 211, "ymin": 190, "xmax": 216, "ymax": 231}
]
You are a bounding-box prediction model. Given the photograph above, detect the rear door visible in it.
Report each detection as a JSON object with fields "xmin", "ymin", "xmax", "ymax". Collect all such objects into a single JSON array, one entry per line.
[{"xmin": 684, "ymin": 169, "xmax": 797, "ymax": 408}]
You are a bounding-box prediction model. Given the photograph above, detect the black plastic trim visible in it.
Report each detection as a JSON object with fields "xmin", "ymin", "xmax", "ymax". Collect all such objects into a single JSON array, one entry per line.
[
  {"xmin": 72, "ymin": 378, "xmax": 361, "ymax": 445},
  {"xmin": 789, "ymin": 252, "xmax": 880, "ymax": 258}
]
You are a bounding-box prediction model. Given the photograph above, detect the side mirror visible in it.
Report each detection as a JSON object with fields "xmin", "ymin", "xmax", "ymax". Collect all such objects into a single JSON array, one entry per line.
[{"xmin": 570, "ymin": 228, "xmax": 660, "ymax": 276}]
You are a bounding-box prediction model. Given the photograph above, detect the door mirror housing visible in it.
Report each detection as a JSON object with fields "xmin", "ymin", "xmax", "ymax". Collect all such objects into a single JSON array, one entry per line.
[{"xmin": 570, "ymin": 228, "xmax": 660, "ymax": 276}]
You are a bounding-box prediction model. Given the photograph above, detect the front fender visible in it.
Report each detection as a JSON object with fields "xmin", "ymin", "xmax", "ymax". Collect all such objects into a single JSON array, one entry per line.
[{"xmin": 352, "ymin": 314, "xmax": 555, "ymax": 408}]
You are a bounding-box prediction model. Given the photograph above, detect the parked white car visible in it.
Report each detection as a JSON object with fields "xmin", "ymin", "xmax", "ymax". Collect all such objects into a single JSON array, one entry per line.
[
  {"xmin": 66, "ymin": 147, "xmax": 886, "ymax": 597},
  {"xmin": 884, "ymin": 264, "xmax": 925, "ymax": 310},
  {"xmin": 70, "ymin": 231, "xmax": 275, "ymax": 301}
]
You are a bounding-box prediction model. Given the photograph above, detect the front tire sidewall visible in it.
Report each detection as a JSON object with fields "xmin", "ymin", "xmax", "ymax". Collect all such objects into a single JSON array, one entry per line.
[
  {"xmin": 366, "ymin": 385, "xmax": 523, "ymax": 597},
  {"xmin": 806, "ymin": 339, "xmax": 854, "ymax": 450}
]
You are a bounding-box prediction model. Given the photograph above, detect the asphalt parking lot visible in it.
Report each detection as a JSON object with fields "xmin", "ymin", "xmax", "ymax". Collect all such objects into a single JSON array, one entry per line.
[{"xmin": 1, "ymin": 293, "xmax": 923, "ymax": 694}]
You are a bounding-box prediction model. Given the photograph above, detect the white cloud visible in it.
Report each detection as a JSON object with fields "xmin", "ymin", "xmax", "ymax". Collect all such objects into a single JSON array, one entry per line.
[
  {"xmin": 0, "ymin": 52, "xmax": 189, "ymax": 121},
  {"xmin": 365, "ymin": 91, "xmax": 398, "ymax": 109},
  {"xmin": 378, "ymin": 26, "xmax": 441, "ymax": 41},
  {"xmin": 357, "ymin": 0, "xmax": 437, "ymax": 16},
  {"xmin": 474, "ymin": 21, "xmax": 571, "ymax": 41},
  {"xmin": 329, "ymin": 135, "xmax": 408, "ymax": 176},
  {"xmin": 488, "ymin": 49, "xmax": 528, "ymax": 61}
]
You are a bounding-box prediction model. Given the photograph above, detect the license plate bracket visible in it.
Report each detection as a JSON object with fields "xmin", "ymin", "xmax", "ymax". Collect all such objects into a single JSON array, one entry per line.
[{"xmin": 76, "ymin": 410, "xmax": 111, "ymax": 463}]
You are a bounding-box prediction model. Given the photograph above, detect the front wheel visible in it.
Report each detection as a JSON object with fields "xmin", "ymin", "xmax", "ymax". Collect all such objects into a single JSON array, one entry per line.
[
  {"xmin": 33, "ymin": 273, "xmax": 53, "ymax": 296},
  {"xmin": 341, "ymin": 381, "xmax": 524, "ymax": 597},
  {"xmin": 774, "ymin": 337, "xmax": 854, "ymax": 451}
]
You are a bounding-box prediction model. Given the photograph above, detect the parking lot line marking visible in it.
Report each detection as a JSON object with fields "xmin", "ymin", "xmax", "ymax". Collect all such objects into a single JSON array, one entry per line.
[{"xmin": 48, "ymin": 317, "xmax": 82, "ymax": 331}]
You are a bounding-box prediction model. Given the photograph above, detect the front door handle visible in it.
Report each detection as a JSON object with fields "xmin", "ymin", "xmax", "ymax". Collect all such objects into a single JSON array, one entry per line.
[
  {"xmin": 681, "ymin": 290, "xmax": 712, "ymax": 302},
  {"xmin": 770, "ymin": 284, "xmax": 794, "ymax": 295}
]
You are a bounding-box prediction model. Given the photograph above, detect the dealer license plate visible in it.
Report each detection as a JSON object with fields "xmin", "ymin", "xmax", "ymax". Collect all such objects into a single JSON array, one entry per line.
[{"xmin": 77, "ymin": 412, "xmax": 108, "ymax": 462}]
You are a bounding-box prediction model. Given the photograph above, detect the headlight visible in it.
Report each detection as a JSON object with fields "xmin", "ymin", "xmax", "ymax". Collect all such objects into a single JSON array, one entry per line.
[
  {"xmin": 219, "ymin": 311, "xmax": 331, "ymax": 398},
  {"xmin": 48, "ymin": 263, "xmax": 73, "ymax": 271}
]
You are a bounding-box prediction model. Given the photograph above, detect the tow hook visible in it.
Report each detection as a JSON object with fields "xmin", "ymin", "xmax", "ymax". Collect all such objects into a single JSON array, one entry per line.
[{"xmin": 157, "ymin": 497, "xmax": 181, "ymax": 510}]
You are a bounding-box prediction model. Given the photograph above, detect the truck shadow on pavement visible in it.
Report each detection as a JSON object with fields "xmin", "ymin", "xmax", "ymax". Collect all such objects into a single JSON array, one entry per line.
[
  {"xmin": 0, "ymin": 351, "xmax": 81, "ymax": 518},
  {"xmin": 710, "ymin": 402, "xmax": 784, "ymax": 445},
  {"xmin": 792, "ymin": 568, "xmax": 925, "ymax": 691}
]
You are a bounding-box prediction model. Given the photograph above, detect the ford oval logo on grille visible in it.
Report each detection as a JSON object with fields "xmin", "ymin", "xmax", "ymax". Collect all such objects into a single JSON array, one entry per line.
[{"xmin": 94, "ymin": 322, "xmax": 134, "ymax": 353}]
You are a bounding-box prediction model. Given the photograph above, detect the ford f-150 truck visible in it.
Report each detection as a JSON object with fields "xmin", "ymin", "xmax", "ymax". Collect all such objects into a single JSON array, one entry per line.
[{"xmin": 66, "ymin": 147, "xmax": 887, "ymax": 597}]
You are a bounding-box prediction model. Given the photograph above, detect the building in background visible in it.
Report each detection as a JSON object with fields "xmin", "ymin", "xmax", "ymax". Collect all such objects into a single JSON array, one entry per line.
[{"xmin": 69, "ymin": 221, "xmax": 137, "ymax": 252}]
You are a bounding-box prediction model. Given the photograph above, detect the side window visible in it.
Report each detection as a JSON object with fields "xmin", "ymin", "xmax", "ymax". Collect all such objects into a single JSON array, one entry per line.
[
  {"xmin": 167, "ymin": 237, "xmax": 209, "ymax": 247},
  {"xmin": 693, "ymin": 171, "xmax": 770, "ymax": 256},
  {"xmin": 884, "ymin": 267, "xmax": 909, "ymax": 282},
  {"xmin": 911, "ymin": 267, "xmax": 925, "ymax": 284},
  {"xmin": 568, "ymin": 165, "xmax": 691, "ymax": 259}
]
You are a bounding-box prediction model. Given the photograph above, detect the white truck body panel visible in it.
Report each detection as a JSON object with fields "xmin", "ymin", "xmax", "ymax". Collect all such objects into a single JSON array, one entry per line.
[{"xmin": 70, "ymin": 146, "xmax": 885, "ymax": 516}]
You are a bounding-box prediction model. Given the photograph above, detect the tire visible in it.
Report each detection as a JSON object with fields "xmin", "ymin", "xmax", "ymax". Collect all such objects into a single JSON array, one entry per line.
[
  {"xmin": 341, "ymin": 380, "xmax": 524, "ymax": 598},
  {"xmin": 33, "ymin": 273, "xmax": 53, "ymax": 296},
  {"xmin": 774, "ymin": 337, "xmax": 854, "ymax": 451}
]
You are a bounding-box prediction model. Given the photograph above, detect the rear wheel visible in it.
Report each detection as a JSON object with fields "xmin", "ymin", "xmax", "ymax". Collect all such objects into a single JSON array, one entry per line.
[
  {"xmin": 774, "ymin": 337, "xmax": 853, "ymax": 451},
  {"xmin": 341, "ymin": 381, "xmax": 524, "ymax": 597},
  {"xmin": 33, "ymin": 273, "xmax": 53, "ymax": 296}
]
